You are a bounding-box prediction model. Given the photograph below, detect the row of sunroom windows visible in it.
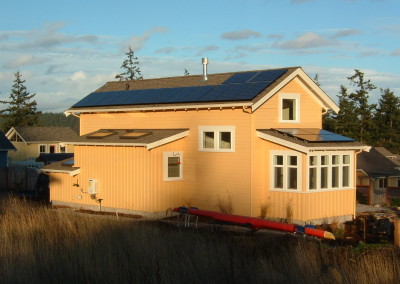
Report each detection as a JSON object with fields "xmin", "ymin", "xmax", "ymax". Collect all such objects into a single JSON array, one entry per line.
[{"xmin": 272, "ymin": 152, "xmax": 352, "ymax": 191}]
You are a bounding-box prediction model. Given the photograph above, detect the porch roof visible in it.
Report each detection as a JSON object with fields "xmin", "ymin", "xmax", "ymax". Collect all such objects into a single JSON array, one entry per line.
[
  {"xmin": 40, "ymin": 158, "xmax": 80, "ymax": 176},
  {"xmin": 257, "ymin": 129, "xmax": 370, "ymax": 153}
]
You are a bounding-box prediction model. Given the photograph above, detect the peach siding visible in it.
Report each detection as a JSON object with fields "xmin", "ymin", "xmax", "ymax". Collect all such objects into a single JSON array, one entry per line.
[{"xmin": 50, "ymin": 75, "xmax": 357, "ymax": 222}]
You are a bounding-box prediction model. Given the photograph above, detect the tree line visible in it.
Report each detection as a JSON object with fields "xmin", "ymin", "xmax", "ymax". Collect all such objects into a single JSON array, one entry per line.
[{"xmin": 322, "ymin": 69, "xmax": 400, "ymax": 153}]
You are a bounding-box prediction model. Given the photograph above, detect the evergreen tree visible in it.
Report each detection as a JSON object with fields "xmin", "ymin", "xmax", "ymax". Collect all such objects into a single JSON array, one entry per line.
[
  {"xmin": 184, "ymin": 69, "xmax": 190, "ymax": 76},
  {"xmin": 346, "ymin": 69, "xmax": 376, "ymax": 143},
  {"xmin": 373, "ymin": 88, "xmax": 400, "ymax": 152},
  {"xmin": 334, "ymin": 85, "xmax": 359, "ymax": 139},
  {"xmin": 115, "ymin": 46, "xmax": 143, "ymax": 81},
  {"xmin": 0, "ymin": 72, "xmax": 40, "ymax": 132}
]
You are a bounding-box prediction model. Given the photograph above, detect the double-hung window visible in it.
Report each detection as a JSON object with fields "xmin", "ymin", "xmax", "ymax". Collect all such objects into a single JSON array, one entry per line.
[
  {"xmin": 199, "ymin": 126, "xmax": 235, "ymax": 152},
  {"xmin": 163, "ymin": 152, "xmax": 183, "ymax": 181},
  {"xmin": 271, "ymin": 151, "xmax": 301, "ymax": 191},
  {"xmin": 308, "ymin": 152, "xmax": 352, "ymax": 191}
]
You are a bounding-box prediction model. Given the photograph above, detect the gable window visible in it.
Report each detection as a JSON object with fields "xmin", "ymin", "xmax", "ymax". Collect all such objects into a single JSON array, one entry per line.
[
  {"xmin": 307, "ymin": 152, "xmax": 353, "ymax": 191},
  {"xmin": 164, "ymin": 152, "xmax": 183, "ymax": 181},
  {"xmin": 10, "ymin": 133, "xmax": 23, "ymax": 142},
  {"xmin": 39, "ymin": 145, "xmax": 46, "ymax": 153},
  {"xmin": 199, "ymin": 126, "xmax": 235, "ymax": 152},
  {"xmin": 271, "ymin": 151, "xmax": 301, "ymax": 191},
  {"xmin": 279, "ymin": 94, "xmax": 300, "ymax": 123}
]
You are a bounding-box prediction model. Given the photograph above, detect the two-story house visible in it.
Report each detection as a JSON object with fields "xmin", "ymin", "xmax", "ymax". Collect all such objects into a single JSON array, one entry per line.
[{"xmin": 41, "ymin": 65, "xmax": 369, "ymax": 224}]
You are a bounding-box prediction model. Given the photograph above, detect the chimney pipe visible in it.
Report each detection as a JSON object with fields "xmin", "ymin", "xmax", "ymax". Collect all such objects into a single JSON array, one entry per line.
[{"xmin": 202, "ymin": 57, "xmax": 208, "ymax": 81}]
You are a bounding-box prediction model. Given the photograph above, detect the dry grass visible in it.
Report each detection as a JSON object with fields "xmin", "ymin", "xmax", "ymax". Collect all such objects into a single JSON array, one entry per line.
[
  {"xmin": 217, "ymin": 191, "xmax": 233, "ymax": 214},
  {"xmin": 1, "ymin": 196, "xmax": 400, "ymax": 284}
]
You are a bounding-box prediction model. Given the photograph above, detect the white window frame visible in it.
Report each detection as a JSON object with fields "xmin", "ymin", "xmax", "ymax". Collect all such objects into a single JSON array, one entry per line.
[
  {"xmin": 59, "ymin": 145, "xmax": 66, "ymax": 153},
  {"xmin": 39, "ymin": 144, "xmax": 47, "ymax": 154},
  {"xmin": 307, "ymin": 151, "xmax": 353, "ymax": 191},
  {"xmin": 279, "ymin": 93, "xmax": 300, "ymax": 123},
  {"xmin": 198, "ymin": 126, "xmax": 235, "ymax": 152},
  {"xmin": 163, "ymin": 151, "xmax": 183, "ymax": 181},
  {"xmin": 270, "ymin": 150, "xmax": 302, "ymax": 191}
]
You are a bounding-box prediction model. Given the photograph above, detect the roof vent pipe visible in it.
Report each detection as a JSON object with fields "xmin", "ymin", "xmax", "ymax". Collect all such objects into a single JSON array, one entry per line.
[{"xmin": 202, "ymin": 57, "xmax": 208, "ymax": 81}]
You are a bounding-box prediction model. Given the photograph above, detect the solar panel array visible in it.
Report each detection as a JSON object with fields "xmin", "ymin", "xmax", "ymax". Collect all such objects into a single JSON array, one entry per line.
[
  {"xmin": 72, "ymin": 69, "xmax": 288, "ymax": 108},
  {"xmin": 273, "ymin": 128, "xmax": 355, "ymax": 143}
]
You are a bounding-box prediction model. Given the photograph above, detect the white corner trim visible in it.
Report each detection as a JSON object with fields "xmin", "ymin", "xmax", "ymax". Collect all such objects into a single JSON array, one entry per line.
[
  {"xmin": 147, "ymin": 130, "xmax": 189, "ymax": 150},
  {"xmin": 251, "ymin": 68, "xmax": 340, "ymax": 113}
]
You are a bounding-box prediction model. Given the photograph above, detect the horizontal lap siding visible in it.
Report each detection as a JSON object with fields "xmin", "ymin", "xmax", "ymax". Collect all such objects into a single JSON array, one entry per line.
[{"xmin": 76, "ymin": 108, "xmax": 252, "ymax": 215}]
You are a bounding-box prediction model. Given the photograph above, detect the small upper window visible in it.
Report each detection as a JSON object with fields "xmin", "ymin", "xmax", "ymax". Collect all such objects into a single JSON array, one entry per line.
[
  {"xmin": 199, "ymin": 126, "xmax": 235, "ymax": 152},
  {"xmin": 280, "ymin": 94, "xmax": 300, "ymax": 123}
]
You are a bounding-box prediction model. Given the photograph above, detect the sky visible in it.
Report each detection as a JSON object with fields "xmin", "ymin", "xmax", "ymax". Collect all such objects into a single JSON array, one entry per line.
[{"xmin": 0, "ymin": 0, "xmax": 399, "ymax": 112}]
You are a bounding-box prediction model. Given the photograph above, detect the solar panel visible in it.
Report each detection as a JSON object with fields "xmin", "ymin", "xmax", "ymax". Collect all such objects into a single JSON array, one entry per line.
[
  {"xmin": 249, "ymin": 69, "xmax": 287, "ymax": 83},
  {"xmin": 273, "ymin": 128, "xmax": 355, "ymax": 143},
  {"xmin": 223, "ymin": 72, "xmax": 259, "ymax": 84},
  {"xmin": 234, "ymin": 82, "xmax": 272, "ymax": 100}
]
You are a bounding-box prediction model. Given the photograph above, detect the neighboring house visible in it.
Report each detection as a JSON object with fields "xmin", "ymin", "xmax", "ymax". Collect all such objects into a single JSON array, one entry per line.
[
  {"xmin": 41, "ymin": 65, "xmax": 370, "ymax": 224},
  {"xmin": 0, "ymin": 130, "xmax": 16, "ymax": 167},
  {"xmin": 6, "ymin": 127, "xmax": 77, "ymax": 164},
  {"xmin": 357, "ymin": 147, "xmax": 400, "ymax": 205}
]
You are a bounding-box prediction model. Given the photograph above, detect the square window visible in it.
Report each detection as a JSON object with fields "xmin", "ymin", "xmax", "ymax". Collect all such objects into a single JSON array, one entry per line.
[
  {"xmin": 288, "ymin": 156, "xmax": 297, "ymax": 166},
  {"xmin": 199, "ymin": 126, "xmax": 235, "ymax": 152},
  {"xmin": 274, "ymin": 155, "xmax": 283, "ymax": 165}
]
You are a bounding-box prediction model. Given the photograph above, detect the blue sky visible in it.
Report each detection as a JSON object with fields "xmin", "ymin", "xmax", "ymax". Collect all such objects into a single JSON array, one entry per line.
[{"xmin": 0, "ymin": 0, "xmax": 399, "ymax": 112}]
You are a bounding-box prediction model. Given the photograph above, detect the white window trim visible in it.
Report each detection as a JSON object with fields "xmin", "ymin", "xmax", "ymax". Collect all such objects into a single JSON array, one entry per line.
[
  {"xmin": 163, "ymin": 151, "xmax": 183, "ymax": 181},
  {"xmin": 270, "ymin": 150, "xmax": 302, "ymax": 191},
  {"xmin": 198, "ymin": 126, "xmax": 235, "ymax": 152},
  {"xmin": 39, "ymin": 144, "xmax": 47, "ymax": 154},
  {"xmin": 306, "ymin": 151, "xmax": 354, "ymax": 192},
  {"xmin": 279, "ymin": 93, "xmax": 300, "ymax": 123}
]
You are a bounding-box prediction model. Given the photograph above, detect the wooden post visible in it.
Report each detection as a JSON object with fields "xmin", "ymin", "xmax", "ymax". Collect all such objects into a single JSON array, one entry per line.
[
  {"xmin": 394, "ymin": 219, "xmax": 400, "ymax": 247},
  {"xmin": 368, "ymin": 177, "xmax": 373, "ymax": 205}
]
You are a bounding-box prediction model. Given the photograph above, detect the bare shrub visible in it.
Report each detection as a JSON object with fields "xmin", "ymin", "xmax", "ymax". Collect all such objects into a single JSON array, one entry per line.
[
  {"xmin": 217, "ymin": 191, "xmax": 233, "ymax": 214},
  {"xmin": 260, "ymin": 197, "xmax": 272, "ymax": 219},
  {"xmin": 285, "ymin": 199, "xmax": 293, "ymax": 224}
]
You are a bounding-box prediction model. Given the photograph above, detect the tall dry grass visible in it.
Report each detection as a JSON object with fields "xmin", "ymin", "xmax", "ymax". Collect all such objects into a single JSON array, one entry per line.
[{"xmin": 1, "ymin": 196, "xmax": 400, "ymax": 283}]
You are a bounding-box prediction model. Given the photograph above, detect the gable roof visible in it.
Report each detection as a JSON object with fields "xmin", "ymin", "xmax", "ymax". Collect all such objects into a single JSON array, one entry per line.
[
  {"xmin": 65, "ymin": 67, "xmax": 339, "ymax": 115},
  {"xmin": 358, "ymin": 147, "xmax": 400, "ymax": 177},
  {"xmin": 6, "ymin": 126, "xmax": 79, "ymax": 143},
  {"xmin": 0, "ymin": 131, "xmax": 16, "ymax": 151},
  {"xmin": 62, "ymin": 128, "xmax": 189, "ymax": 150}
]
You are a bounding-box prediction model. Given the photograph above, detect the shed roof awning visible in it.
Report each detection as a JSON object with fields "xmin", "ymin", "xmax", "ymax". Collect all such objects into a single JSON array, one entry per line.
[
  {"xmin": 257, "ymin": 129, "xmax": 371, "ymax": 153},
  {"xmin": 40, "ymin": 158, "xmax": 80, "ymax": 176},
  {"xmin": 62, "ymin": 128, "xmax": 189, "ymax": 150}
]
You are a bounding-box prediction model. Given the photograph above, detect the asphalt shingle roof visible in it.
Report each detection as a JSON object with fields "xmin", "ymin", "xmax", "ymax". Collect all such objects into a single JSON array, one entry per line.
[
  {"xmin": 358, "ymin": 147, "xmax": 400, "ymax": 177},
  {"xmin": 13, "ymin": 126, "xmax": 79, "ymax": 142}
]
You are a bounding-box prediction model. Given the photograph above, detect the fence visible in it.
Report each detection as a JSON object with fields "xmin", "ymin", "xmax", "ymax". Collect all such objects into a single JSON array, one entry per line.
[{"xmin": 0, "ymin": 166, "xmax": 39, "ymax": 192}]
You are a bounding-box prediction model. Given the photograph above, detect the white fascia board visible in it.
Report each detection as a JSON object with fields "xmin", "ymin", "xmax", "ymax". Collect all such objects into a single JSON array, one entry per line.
[
  {"xmin": 252, "ymin": 68, "xmax": 340, "ymax": 113},
  {"xmin": 257, "ymin": 131, "xmax": 310, "ymax": 153},
  {"xmin": 40, "ymin": 168, "xmax": 80, "ymax": 176},
  {"xmin": 257, "ymin": 131, "xmax": 371, "ymax": 154},
  {"xmin": 146, "ymin": 130, "xmax": 189, "ymax": 150},
  {"xmin": 5, "ymin": 127, "xmax": 27, "ymax": 144},
  {"xmin": 62, "ymin": 131, "xmax": 189, "ymax": 150},
  {"xmin": 65, "ymin": 102, "xmax": 252, "ymax": 115}
]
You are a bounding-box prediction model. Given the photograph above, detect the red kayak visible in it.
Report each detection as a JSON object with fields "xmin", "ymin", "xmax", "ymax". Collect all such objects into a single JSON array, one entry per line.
[{"xmin": 173, "ymin": 207, "xmax": 335, "ymax": 240}]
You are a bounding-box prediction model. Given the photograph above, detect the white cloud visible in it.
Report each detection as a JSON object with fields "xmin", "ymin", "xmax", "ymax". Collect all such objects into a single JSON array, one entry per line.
[
  {"xmin": 125, "ymin": 27, "xmax": 169, "ymax": 51},
  {"xmin": 278, "ymin": 32, "xmax": 334, "ymax": 49},
  {"xmin": 220, "ymin": 29, "xmax": 261, "ymax": 40},
  {"xmin": 4, "ymin": 54, "xmax": 49, "ymax": 68},
  {"xmin": 391, "ymin": 48, "xmax": 400, "ymax": 56},
  {"xmin": 70, "ymin": 71, "xmax": 87, "ymax": 81}
]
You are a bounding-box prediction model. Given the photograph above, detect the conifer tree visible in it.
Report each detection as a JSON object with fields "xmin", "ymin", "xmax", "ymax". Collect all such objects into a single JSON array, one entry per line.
[
  {"xmin": 373, "ymin": 88, "xmax": 400, "ymax": 152},
  {"xmin": 346, "ymin": 69, "xmax": 376, "ymax": 143},
  {"xmin": 115, "ymin": 46, "xmax": 143, "ymax": 81},
  {"xmin": 0, "ymin": 72, "xmax": 40, "ymax": 132},
  {"xmin": 334, "ymin": 85, "xmax": 359, "ymax": 139},
  {"xmin": 184, "ymin": 69, "xmax": 190, "ymax": 76}
]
